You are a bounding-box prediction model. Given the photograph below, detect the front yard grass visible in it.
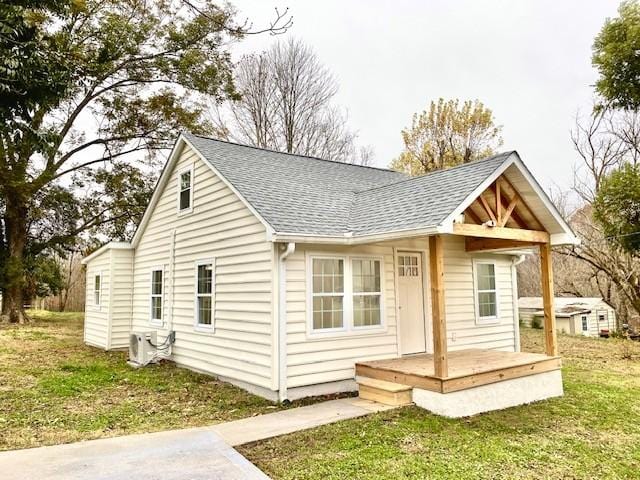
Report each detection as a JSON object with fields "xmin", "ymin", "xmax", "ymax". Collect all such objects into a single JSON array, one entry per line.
[
  {"xmin": 240, "ymin": 329, "xmax": 640, "ymax": 480},
  {"xmin": 0, "ymin": 310, "xmax": 290, "ymax": 451}
]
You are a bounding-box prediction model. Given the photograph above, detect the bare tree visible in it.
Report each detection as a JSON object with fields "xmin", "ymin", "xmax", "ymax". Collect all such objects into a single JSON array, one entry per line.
[
  {"xmin": 212, "ymin": 38, "xmax": 373, "ymax": 165},
  {"xmin": 571, "ymin": 105, "xmax": 627, "ymax": 202}
]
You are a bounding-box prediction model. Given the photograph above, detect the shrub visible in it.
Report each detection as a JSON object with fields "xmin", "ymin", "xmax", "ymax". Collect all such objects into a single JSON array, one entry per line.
[{"xmin": 531, "ymin": 316, "xmax": 543, "ymax": 329}]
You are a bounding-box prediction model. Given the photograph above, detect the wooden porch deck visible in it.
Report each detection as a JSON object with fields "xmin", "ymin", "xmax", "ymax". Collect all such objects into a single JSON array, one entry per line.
[{"xmin": 355, "ymin": 349, "xmax": 562, "ymax": 394}]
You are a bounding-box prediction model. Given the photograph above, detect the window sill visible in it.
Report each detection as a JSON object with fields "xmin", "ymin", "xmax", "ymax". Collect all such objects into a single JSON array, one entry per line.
[
  {"xmin": 475, "ymin": 316, "xmax": 500, "ymax": 326},
  {"xmin": 177, "ymin": 208, "xmax": 193, "ymax": 217},
  {"xmin": 193, "ymin": 325, "xmax": 215, "ymax": 335}
]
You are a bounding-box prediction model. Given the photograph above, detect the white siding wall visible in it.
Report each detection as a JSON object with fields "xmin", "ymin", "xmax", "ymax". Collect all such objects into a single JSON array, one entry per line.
[
  {"xmin": 283, "ymin": 236, "xmax": 518, "ymax": 389},
  {"xmin": 285, "ymin": 244, "xmax": 398, "ymax": 388},
  {"xmin": 442, "ymin": 236, "xmax": 517, "ymax": 352},
  {"xmin": 84, "ymin": 250, "xmax": 110, "ymax": 349},
  {"xmin": 521, "ymin": 302, "xmax": 616, "ymax": 337},
  {"xmin": 130, "ymin": 144, "xmax": 274, "ymax": 390},
  {"xmin": 110, "ymin": 248, "xmax": 134, "ymax": 348}
]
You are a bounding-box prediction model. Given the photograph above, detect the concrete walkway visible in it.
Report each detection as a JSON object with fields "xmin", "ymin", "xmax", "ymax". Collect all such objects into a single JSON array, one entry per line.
[
  {"xmin": 212, "ymin": 397, "xmax": 394, "ymax": 446},
  {"xmin": 0, "ymin": 427, "xmax": 268, "ymax": 480},
  {"xmin": 0, "ymin": 397, "xmax": 393, "ymax": 480}
]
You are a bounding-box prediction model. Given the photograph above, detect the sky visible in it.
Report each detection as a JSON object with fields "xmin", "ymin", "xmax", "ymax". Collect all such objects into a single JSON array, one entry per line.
[{"xmin": 228, "ymin": 0, "xmax": 621, "ymax": 191}]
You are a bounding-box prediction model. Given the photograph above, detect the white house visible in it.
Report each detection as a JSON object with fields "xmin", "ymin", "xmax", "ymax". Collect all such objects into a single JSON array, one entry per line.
[
  {"xmin": 82, "ymin": 133, "xmax": 579, "ymax": 417},
  {"xmin": 519, "ymin": 297, "xmax": 616, "ymax": 337}
]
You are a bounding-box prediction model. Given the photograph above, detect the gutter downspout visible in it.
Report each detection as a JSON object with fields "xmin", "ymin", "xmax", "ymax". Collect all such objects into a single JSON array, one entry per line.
[
  {"xmin": 278, "ymin": 242, "xmax": 295, "ymax": 403},
  {"xmin": 511, "ymin": 254, "xmax": 528, "ymax": 352}
]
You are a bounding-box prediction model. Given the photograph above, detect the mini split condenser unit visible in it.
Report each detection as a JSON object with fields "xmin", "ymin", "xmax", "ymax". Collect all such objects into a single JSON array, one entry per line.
[{"xmin": 128, "ymin": 331, "xmax": 157, "ymax": 367}]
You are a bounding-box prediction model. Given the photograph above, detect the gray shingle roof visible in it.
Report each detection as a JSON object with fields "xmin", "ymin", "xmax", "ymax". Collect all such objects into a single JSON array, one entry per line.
[{"xmin": 184, "ymin": 133, "xmax": 513, "ymax": 237}]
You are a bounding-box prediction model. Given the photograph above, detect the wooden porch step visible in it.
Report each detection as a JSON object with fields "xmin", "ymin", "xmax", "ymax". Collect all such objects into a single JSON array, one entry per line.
[{"xmin": 356, "ymin": 376, "xmax": 413, "ymax": 406}]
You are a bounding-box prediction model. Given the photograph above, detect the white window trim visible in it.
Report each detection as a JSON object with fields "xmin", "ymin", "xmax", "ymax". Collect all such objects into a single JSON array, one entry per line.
[
  {"xmin": 177, "ymin": 164, "xmax": 194, "ymax": 215},
  {"xmin": 581, "ymin": 315, "xmax": 589, "ymax": 333},
  {"xmin": 149, "ymin": 266, "xmax": 164, "ymax": 327},
  {"xmin": 472, "ymin": 259, "xmax": 500, "ymax": 325},
  {"xmin": 93, "ymin": 272, "xmax": 102, "ymax": 311},
  {"xmin": 306, "ymin": 253, "xmax": 386, "ymax": 337},
  {"xmin": 351, "ymin": 256, "xmax": 385, "ymax": 331},
  {"xmin": 194, "ymin": 258, "xmax": 215, "ymax": 332}
]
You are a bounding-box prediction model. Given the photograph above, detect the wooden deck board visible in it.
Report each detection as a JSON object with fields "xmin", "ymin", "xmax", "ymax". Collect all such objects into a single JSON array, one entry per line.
[{"xmin": 355, "ymin": 349, "xmax": 562, "ymax": 393}]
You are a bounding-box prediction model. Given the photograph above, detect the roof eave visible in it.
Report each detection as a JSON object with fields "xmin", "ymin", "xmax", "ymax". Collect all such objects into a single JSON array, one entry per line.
[{"xmin": 271, "ymin": 225, "xmax": 443, "ymax": 245}]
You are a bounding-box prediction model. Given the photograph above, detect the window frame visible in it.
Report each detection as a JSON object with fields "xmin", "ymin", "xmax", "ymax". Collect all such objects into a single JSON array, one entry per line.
[
  {"xmin": 351, "ymin": 256, "xmax": 384, "ymax": 331},
  {"xmin": 472, "ymin": 259, "xmax": 500, "ymax": 325},
  {"xmin": 149, "ymin": 266, "xmax": 164, "ymax": 327},
  {"xmin": 306, "ymin": 253, "xmax": 385, "ymax": 337},
  {"xmin": 194, "ymin": 259, "xmax": 215, "ymax": 332},
  {"xmin": 93, "ymin": 272, "xmax": 102, "ymax": 311},
  {"xmin": 581, "ymin": 315, "xmax": 589, "ymax": 332},
  {"xmin": 177, "ymin": 165, "xmax": 194, "ymax": 215}
]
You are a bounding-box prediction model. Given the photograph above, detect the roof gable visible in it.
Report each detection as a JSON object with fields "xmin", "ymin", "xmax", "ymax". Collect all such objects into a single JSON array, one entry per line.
[{"xmin": 133, "ymin": 134, "xmax": 578, "ymax": 246}]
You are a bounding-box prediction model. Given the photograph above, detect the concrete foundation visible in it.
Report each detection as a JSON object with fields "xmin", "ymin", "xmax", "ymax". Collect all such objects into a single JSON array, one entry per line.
[{"xmin": 412, "ymin": 369, "xmax": 563, "ymax": 418}]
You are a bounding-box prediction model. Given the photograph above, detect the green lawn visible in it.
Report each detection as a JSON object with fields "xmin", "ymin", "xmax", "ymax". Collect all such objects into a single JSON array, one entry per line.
[
  {"xmin": 240, "ymin": 329, "xmax": 640, "ymax": 480},
  {"xmin": 0, "ymin": 310, "xmax": 321, "ymax": 451}
]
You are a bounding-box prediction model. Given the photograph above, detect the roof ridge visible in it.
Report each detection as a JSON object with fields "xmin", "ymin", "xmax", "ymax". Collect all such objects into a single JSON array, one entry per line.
[
  {"xmin": 353, "ymin": 151, "xmax": 516, "ymax": 195},
  {"xmin": 184, "ymin": 132, "xmax": 406, "ymax": 175}
]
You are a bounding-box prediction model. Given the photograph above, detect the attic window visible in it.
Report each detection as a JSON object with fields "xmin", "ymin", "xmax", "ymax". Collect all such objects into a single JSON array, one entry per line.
[{"xmin": 178, "ymin": 166, "xmax": 193, "ymax": 213}]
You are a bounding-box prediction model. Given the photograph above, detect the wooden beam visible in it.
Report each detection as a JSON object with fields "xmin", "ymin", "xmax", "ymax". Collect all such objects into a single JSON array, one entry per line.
[
  {"xmin": 452, "ymin": 223, "xmax": 549, "ymax": 243},
  {"xmin": 498, "ymin": 176, "xmax": 545, "ymax": 231},
  {"xmin": 500, "ymin": 195, "xmax": 519, "ymax": 227},
  {"xmin": 495, "ymin": 181, "xmax": 501, "ymax": 225},
  {"xmin": 539, "ymin": 243, "xmax": 558, "ymax": 356},
  {"xmin": 478, "ymin": 194, "xmax": 497, "ymax": 223},
  {"xmin": 488, "ymin": 180, "xmax": 528, "ymax": 229},
  {"xmin": 429, "ymin": 235, "xmax": 448, "ymax": 378},
  {"xmin": 464, "ymin": 205, "xmax": 483, "ymax": 225},
  {"xmin": 465, "ymin": 237, "xmax": 538, "ymax": 252}
]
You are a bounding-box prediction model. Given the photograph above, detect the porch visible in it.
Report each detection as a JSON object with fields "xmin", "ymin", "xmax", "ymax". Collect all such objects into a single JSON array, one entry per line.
[
  {"xmin": 356, "ymin": 349, "xmax": 561, "ymax": 394},
  {"xmin": 354, "ymin": 171, "xmax": 569, "ymax": 416}
]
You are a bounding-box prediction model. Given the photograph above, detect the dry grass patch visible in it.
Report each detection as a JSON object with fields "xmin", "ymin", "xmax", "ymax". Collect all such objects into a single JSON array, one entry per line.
[{"xmin": 0, "ymin": 310, "xmax": 319, "ymax": 451}]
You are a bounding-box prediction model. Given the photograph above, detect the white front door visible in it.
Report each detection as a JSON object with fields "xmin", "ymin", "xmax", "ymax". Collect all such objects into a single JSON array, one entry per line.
[{"xmin": 398, "ymin": 252, "xmax": 427, "ymax": 355}]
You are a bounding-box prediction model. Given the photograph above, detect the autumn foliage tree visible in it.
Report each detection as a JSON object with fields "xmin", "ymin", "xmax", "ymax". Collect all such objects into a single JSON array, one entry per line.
[
  {"xmin": 391, "ymin": 98, "xmax": 503, "ymax": 175},
  {"xmin": 0, "ymin": 0, "xmax": 289, "ymax": 323}
]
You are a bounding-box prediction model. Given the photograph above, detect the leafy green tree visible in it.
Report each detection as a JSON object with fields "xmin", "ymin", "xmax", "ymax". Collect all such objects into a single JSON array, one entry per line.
[
  {"xmin": 390, "ymin": 98, "xmax": 503, "ymax": 175},
  {"xmin": 593, "ymin": 1, "xmax": 640, "ymax": 109},
  {"xmin": 593, "ymin": 163, "xmax": 640, "ymax": 253},
  {"xmin": 0, "ymin": 0, "xmax": 289, "ymax": 323}
]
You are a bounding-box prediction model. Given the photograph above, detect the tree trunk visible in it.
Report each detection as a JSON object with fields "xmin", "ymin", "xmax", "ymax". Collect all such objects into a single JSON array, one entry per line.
[{"xmin": 1, "ymin": 195, "xmax": 29, "ymax": 324}]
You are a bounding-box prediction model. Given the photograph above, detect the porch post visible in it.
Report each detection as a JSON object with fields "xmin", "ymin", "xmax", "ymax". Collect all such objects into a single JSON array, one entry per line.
[
  {"xmin": 539, "ymin": 242, "xmax": 558, "ymax": 356},
  {"xmin": 429, "ymin": 235, "xmax": 448, "ymax": 377}
]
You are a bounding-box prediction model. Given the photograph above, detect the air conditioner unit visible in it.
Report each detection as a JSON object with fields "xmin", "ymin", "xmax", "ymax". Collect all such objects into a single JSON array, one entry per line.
[{"xmin": 128, "ymin": 331, "xmax": 157, "ymax": 367}]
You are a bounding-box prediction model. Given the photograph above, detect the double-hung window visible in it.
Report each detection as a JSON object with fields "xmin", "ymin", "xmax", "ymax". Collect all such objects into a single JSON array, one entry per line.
[
  {"xmin": 310, "ymin": 255, "xmax": 383, "ymax": 334},
  {"xmin": 150, "ymin": 268, "xmax": 163, "ymax": 325},
  {"xmin": 178, "ymin": 166, "xmax": 193, "ymax": 213},
  {"xmin": 93, "ymin": 274, "xmax": 101, "ymax": 308},
  {"xmin": 474, "ymin": 260, "xmax": 498, "ymax": 323},
  {"xmin": 311, "ymin": 258, "xmax": 344, "ymax": 331},
  {"xmin": 352, "ymin": 259, "xmax": 382, "ymax": 327},
  {"xmin": 195, "ymin": 260, "xmax": 215, "ymax": 330}
]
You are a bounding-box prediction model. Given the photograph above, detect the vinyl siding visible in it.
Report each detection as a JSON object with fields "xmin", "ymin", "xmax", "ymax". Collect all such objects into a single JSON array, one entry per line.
[
  {"xmin": 130, "ymin": 144, "xmax": 274, "ymax": 390},
  {"xmin": 520, "ymin": 302, "xmax": 616, "ymax": 337},
  {"xmin": 284, "ymin": 244, "xmax": 398, "ymax": 388},
  {"xmin": 84, "ymin": 250, "xmax": 110, "ymax": 349},
  {"xmin": 110, "ymin": 248, "xmax": 134, "ymax": 348},
  {"xmin": 442, "ymin": 236, "xmax": 517, "ymax": 352},
  {"xmin": 283, "ymin": 236, "xmax": 518, "ymax": 389}
]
